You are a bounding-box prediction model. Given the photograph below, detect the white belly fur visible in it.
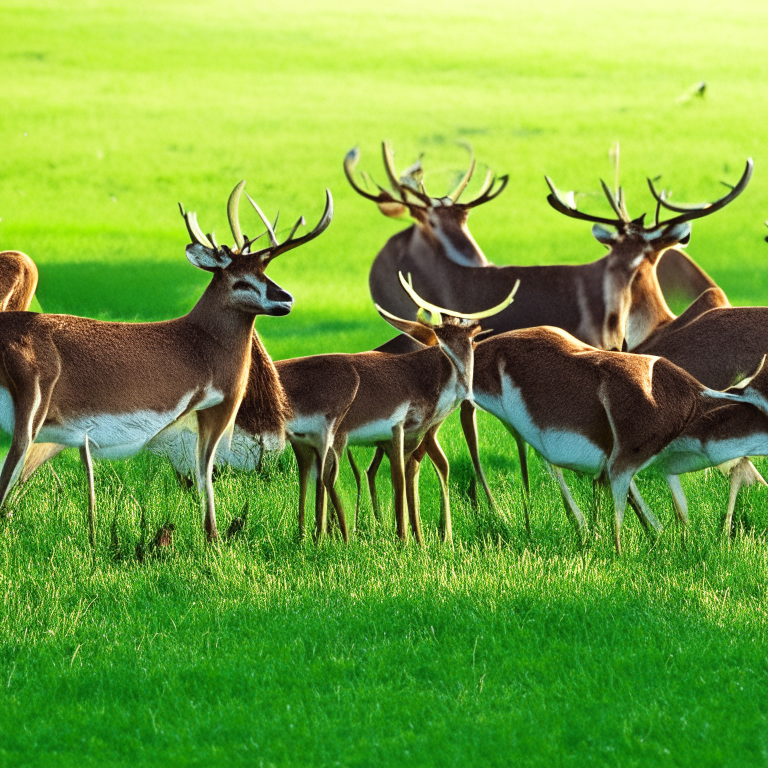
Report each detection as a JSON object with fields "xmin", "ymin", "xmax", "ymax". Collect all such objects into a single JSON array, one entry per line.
[
  {"xmin": 346, "ymin": 402, "xmax": 412, "ymax": 446},
  {"xmin": 149, "ymin": 418, "xmax": 285, "ymax": 475},
  {"xmin": 0, "ymin": 384, "xmax": 225, "ymax": 461},
  {"xmin": 475, "ymin": 376, "xmax": 607, "ymax": 476}
]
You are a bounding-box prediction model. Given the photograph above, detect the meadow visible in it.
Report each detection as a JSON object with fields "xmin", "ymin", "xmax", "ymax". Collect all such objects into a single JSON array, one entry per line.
[{"xmin": 0, "ymin": 0, "xmax": 767, "ymax": 765}]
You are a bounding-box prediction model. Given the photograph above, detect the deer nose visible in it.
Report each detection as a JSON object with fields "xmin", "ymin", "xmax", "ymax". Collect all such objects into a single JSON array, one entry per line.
[{"xmin": 266, "ymin": 280, "xmax": 294, "ymax": 306}]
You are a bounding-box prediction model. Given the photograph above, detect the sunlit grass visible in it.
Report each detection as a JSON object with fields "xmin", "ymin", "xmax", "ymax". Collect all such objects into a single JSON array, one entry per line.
[{"xmin": 0, "ymin": 0, "xmax": 767, "ymax": 765}]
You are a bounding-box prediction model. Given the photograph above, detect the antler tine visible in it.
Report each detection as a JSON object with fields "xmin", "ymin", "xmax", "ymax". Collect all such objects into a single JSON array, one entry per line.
[
  {"xmin": 249, "ymin": 189, "xmax": 334, "ymax": 263},
  {"xmin": 647, "ymin": 159, "xmax": 753, "ymax": 227},
  {"xmin": 382, "ymin": 141, "xmax": 405, "ymax": 198},
  {"xmin": 344, "ymin": 146, "xmax": 405, "ymax": 206},
  {"xmin": 448, "ymin": 144, "xmax": 476, "ymax": 202},
  {"xmin": 600, "ymin": 179, "xmax": 629, "ymax": 222},
  {"xmin": 463, "ymin": 173, "xmax": 509, "ymax": 209},
  {"xmin": 398, "ymin": 272, "xmax": 518, "ymax": 321},
  {"xmin": 617, "ymin": 187, "xmax": 631, "ymax": 222},
  {"xmin": 227, "ymin": 180, "xmax": 246, "ymax": 252},
  {"xmin": 178, "ymin": 203, "xmax": 214, "ymax": 249},
  {"xmin": 544, "ymin": 176, "xmax": 623, "ymax": 226},
  {"xmin": 245, "ymin": 192, "xmax": 279, "ymax": 248}
]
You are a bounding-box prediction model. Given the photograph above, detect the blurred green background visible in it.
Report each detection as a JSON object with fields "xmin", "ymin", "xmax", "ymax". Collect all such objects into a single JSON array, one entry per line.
[{"xmin": 2, "ymin": 0, "xmax": 766, "ymax": 362}]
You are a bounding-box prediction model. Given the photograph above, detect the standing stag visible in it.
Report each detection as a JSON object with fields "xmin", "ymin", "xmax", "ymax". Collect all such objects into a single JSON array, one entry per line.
[
  {"xmin": 1, "ymin": 181, "xmax": 332, "ymax": 544},
  {"xmin": 348, "ymin": 142, "xmax": 719, "ymax": 352},
  {"xmin": 461, "ymin": 160, "xmax": 754, "ymax": 522}
]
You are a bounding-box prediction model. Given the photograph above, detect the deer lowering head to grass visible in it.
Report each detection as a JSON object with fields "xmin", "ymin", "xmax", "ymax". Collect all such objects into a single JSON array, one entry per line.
[
  {"xmin": 277, "ymin": 273, "xmax": 518, "ymax": 545},
  {"xmin": 2, "ymin": 181, "xmax": 332, "ymax": 544},
  {"xmin": 466, "ymin": 325, "xmax": 766, "ymax": 553}
]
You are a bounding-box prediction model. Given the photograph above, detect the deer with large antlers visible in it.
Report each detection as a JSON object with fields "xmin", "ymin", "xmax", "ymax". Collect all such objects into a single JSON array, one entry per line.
[
  {"xmin": 347, "ymin": 143, "xmax": 733, "ymax": 353},
  {"xmin": 459, "ymin": 161, "xmax": 754, "ymax": 518},
  {"xmin": 0, "ymin": 181, "xmax": 332, "ymax": 544},
  {"xmin": 286, "ymin": 274, "xmax": 517, "ymax": 544}
]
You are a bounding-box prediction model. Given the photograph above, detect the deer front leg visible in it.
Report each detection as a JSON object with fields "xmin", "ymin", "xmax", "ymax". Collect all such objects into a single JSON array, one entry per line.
[
  {"xmin": 460, "ymin": 400, "xmax": 494, "ymax": 510},
  {"xmin": 388, "ymin": 424, "xmax": 408, "ymax": 541},
  {"xmin": 79, "ymin": 434, "xmax": 96, "ymax": 548},
  {"xmin": 627, "ymin": 479, "xmax": 662, "ymax": 535},
  {"xmin": 290, "ymin": 440, "xmax": 314, "ymax": 540},
  {"xmin": 366, "ymin": 447, "xmax": 385, "ymax": 521},
  {"xmin": 405, "ymin": 437, "xmax": 428, "ymax": 545},
  {"xmin": 325, "ymin": 445, "xmax": 349, "ymax": 543},
  {"xmin": 347, "ymin": 449, "xmax": 363, "ymax": 531},
  {"xmin": 549, "ymin": 464, "xmax": 588, "ymax": 533},
  {"xmin": 424, "ymin": 428, "xmax": 452, "ymax": 544},
  {"xmin": 722, "ymin": 458, "xmax": 765, "ymax": 535},
  {"xmin": 607, "ymin": 472, "xmax": 633, "ymax": 555},
  {"xmin": 195, "ymin": 404, "xmax": 237, "ymax": 542}
]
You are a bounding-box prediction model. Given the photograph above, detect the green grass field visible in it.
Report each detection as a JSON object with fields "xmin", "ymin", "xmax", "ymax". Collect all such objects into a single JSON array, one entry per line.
[{"xmin": 1, "ymin": 0, "xmax": 767, "ymax": 765}]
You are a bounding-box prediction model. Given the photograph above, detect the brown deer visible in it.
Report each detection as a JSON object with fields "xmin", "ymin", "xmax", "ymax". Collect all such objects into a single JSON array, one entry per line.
[
  {"xmin": 0, "ymin": 181, "xmax": 331, "ymax": 544},
  {"xmin": 347, "ymin": 143, "xmax": 746, "ymax": 353},
  {"xmin": 460, "ymin": 161, "xmax": 754, "ymax": 517},
  {"xmin": 466, "ymin": 325, "xmax": 763, "ymax": 553}
]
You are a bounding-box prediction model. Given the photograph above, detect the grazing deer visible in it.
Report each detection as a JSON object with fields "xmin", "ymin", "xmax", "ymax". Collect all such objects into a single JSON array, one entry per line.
[
  {"xmin": 291, "ymin": 274, "xmax": 516, "ymax": 545},
  {"xmin": 0, "ymin": 181, "xmax": 331, "ymax": 544},
  {"xmin": 465, "ymin": 325, "xmax": 763, "ymax": 553},
  {"xmin": 0, "ymin": 250, "xmax": 38, "ymax": 312}
]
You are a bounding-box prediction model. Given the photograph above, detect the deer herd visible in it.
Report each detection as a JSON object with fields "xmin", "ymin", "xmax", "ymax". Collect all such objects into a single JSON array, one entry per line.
[{"xmin": 0, "ymin": 143, "xmax": 766, "ymax": 554}]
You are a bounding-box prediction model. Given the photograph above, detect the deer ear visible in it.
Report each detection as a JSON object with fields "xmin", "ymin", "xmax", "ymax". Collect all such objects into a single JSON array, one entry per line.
[
  {"xmin": 186, "ymin": 243, "xmax": 232, "ymax": 272},
  {"xmin": 375, "ymin": 305, "xmax": 438, "ymax": 346},
  {"xmin": 377, "ymin": 201, "xmax": 409, "ymax": 219},
  {"xmin": 591, "ymin": 224, "xmax": 619, "ymax": 245}
]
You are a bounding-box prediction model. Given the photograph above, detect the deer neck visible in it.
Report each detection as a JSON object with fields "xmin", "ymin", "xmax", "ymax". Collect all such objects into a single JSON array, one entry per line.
[
  {"xmin": 185, "ymin": 275, "xmax": 258, "ymax": 351},
  {"xmin": 625, "ymin": 259, "xmax": 676, "ymax": 351},
  {"xmin": 412, "ymin": 220, "xmax": 487, "ymax": 268}
]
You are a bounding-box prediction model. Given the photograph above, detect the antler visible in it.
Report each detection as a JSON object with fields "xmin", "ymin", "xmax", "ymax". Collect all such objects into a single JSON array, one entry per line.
[
  {"xmin": 447, "ymin": 145, "xmax": 476, "ymax": 202},
  {"xmin": 178, "ymin": 202, "xmax": 215, "ymax": 250},
  {"xmin": 647, "ymin": 158, "xmax": 753, "ymax": 228},
  {"xmin": 545, "ymin": 176, "xmax": 634, "ymax": 227},
  {"xmin": 344, "ymin": 146, "xmax": 410, "ymax": 208},
  {"xmin": 398, "ymin": 271, "xmax": 519, "ymax": 324},
  {"xmin": 244, "ymin": 189, "xmax": 333, "ymax": 263}
]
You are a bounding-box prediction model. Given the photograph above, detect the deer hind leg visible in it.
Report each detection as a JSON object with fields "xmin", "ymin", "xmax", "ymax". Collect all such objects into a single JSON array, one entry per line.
[
  {"xmin": 366, "ymin": 447, "xmax": 385, "ymax": 521},
  {"xmin": 548, "ymin": 465, "xmax": 588, "ymax": 534},
  {"xmin": 722, "ymin": 458, "xmax": 765, "ymax": 536},
  {"xmin": 461, "ymin": 400, "xmax": 494, "ymax": 510},
  {"xmin": 627, "ymin": 479, "xmax": 663, "ymax": 536},
  {"xmin": 79, "ymin": 434, "xmax": 96, "ymax": 548},
  {"xmin": 503, "ymin": 426, "xmax": 531, "ymax": 535},
  {"xmin": 195, "ymin": 404, "xmax": 237, "ymax": 542},
  {"xmin": 325, "ymin": 445, "xmax": 349, "ymax": 543},
  {"xmin": 424, "ymin": 428, "xmax": 452, "ymax": 544},
  {"xmin": 0, "ymin": 357, "xmax": 58, "ymax": 513}
]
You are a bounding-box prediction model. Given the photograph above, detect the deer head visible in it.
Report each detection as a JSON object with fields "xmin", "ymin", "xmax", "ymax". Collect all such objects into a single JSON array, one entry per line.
[
  {"xmin": 545, "ymin": 159, "xmax": 752, "ymax": 350},
  {"xmin": 345, "ymin": 142, "xmax": 508, "ymax": 267},
  {"xmin": 180, "ymin": 180, "xmax": 333, "ymax": 316},
  {"xmin": 375, "ymin": 272, "xmax": 519, "ymax": 399}
]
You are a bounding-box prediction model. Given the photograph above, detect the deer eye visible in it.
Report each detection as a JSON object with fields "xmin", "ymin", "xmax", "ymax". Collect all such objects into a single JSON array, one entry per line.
[{"xmin": 232, "ymin": 280, "xmax": 254, "ymax": 292}]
